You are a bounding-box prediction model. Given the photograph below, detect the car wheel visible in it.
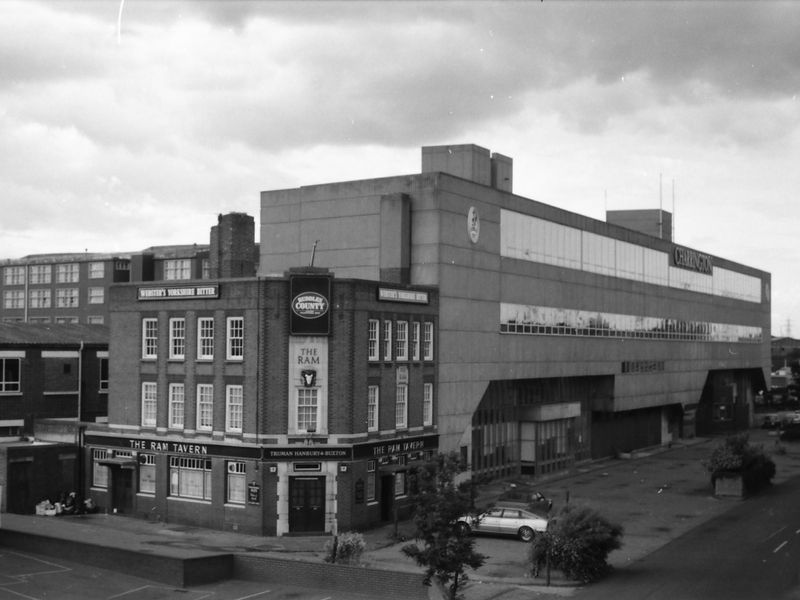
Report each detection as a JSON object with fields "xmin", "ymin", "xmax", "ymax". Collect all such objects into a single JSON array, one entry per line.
[
  {"xmin": 456, "ymin": 522, "xmax": 471, "ymax": 536},
  {"xmin": 518, "ymin": 526, "xmax": 535, "ymax": 542}
]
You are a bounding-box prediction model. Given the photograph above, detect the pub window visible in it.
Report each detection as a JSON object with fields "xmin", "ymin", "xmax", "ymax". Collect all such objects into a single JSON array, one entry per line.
[
  {"xmin": 394, "ymin": 471, "xmax": 406, "ymax": 497},
  {"xmin": 382, "ymin": 320, "xmax": 392, "ymax": 361},
  {"xmin": 139, "ymin": 454, "xmax": 156, "ymax": 494},
  {"xmin": 395, "ymin": 320, "xmax": 408, "ymax": 361},
  {"xmin": 366, "ymin": 460, "xmax": 376, "ymax": 502},
  {"xmin": 142, "ymin": 318, "xmax": 158, "ymax": 359},
  {"xmin": 169, "ymin": 317, "xmax": 186, "ymax": 360},
  {"xmin": 368, "ymin": 319, "xmax": 379, "ymax": 361},
  {"xmin": 169, "ymin": 456, "xmax": 212, "ymax": 500},
  {"xmin": 92, "ymin": 449, "xmax": 108, "ymax": 488},
  {"xmin": 423, "ymin": 322, "xmax": 434, "ymax": 360},
  {"xmin": 297, "ymin": 387, "xmax": 319, "ymax": 433},
  {"xmin": 226, "ymin": 461, "xmax": 246, "ymax": 504}
]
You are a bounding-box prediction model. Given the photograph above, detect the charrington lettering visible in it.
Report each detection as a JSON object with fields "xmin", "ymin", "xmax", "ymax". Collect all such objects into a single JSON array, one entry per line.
[{"xmin": 673, "ymin": 247, "xmax": 713, "ymax": 274}]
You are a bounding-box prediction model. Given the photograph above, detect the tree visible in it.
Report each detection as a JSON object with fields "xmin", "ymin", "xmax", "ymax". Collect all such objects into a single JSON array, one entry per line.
[
  {"xmin": 530, "ymin": 505, "xmax": 623, "ymax": 583},
  {"xmin": 402, "ymin": 452, "xmax": 486, "ymax": 600}
]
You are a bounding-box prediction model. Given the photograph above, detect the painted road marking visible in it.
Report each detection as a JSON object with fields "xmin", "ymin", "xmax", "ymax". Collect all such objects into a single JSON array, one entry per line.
[{"xmin": 774, "ymin": 540, "xmax": 789, "ymax": 553}]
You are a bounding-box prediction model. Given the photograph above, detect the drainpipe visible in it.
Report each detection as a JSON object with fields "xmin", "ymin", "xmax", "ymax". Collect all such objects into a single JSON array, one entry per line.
[{"xmin": 77, "ymin": 340, "xmax": 84, "ymax": 422}]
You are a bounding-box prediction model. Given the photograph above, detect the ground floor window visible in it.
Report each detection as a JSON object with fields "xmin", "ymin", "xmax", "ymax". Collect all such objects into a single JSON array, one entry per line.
[
  {"xmin": 394, "ymin": 471, "xmax": 406, "ymax": 497},
  {"xmin": 366, "ymin": 460, "xmax": 376, "ymax": 502},
  {"xmin": 139, "ymin": 453, "xmax": 156, "ymax": 494},
  {"xmin": 92, "ymin": 449, "xmax": 108, "ymax": 488},
  {"xmin": 169, "ymin": 456, "xmax": 212, "ymax": 500},
  {"xmin": 227, "ymin": 461, "xmax": 246, "ymax": 504}
]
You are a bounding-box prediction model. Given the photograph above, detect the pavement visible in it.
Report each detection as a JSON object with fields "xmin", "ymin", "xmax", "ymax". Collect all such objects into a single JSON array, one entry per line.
[{"xmin": 3, "ymin": 424, "xmax": 800, "ymax": 600}]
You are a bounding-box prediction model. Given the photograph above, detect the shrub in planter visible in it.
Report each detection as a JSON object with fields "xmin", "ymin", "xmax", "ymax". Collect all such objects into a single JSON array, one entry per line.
[
  {"xmin": 704, "ymin": 433, "xmax": 775, "ymax": 495},
  {"xmin": 529, "ymin": 505, "xmax": 623, "ymax": 583},
  {"xmin": 324, "ymin": 531, "xmax": 366, "ymax": 565}
]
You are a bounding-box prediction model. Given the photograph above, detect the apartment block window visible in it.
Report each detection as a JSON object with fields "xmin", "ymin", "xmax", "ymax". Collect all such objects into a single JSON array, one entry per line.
[
  {"xmin": 89, "ymin": 262, "xmax": 105, "ymax": 279},
  {"xmin": 54, "ymin": 316, "xmax": 78, "ymax": 324},
  {"xmin": 164, "ymin": 259, "xmax": 191, "ymax": 280},
  {"xmin": 297, "ymin": 388, "xmax": 318, "ymax": 432},
  {"xmin": 411, "ymin": 322, "xmax": 420, "ymax": 361},
  {"xmin": 142, "ymin": 318, "xmax": 158, "ymax": 359},
  {"xmin": 3, "ymin": 290, "xmax": 24, "ymax": 309},
  {"xmin": 197, "ymin": 384, "xmax": 214, "ymax": 431},
  {"xmin": 382, "ymin": 320, "xmax": 392, "ymax": 361},
  {"xmin": 169, "ymin": 456, "xmax": 212, "ymax": 500},
  {"xmin": 226, "ymin": 385, "xmax": 243, "ymax": 433},
  {"xmin": 168, "ymin": 383, "xmax": 185, "ymax": 429},
  {"xmin": 87, "ymin": 316, "xmax": 104, "ymax": 324},
  {"xmin": 29, "ymin": 264, "xmax": 51, "ymax": 284},
  {"xmin": 197, "ymin": 317, "xmax": 214, "ymax": 360},
  {"xmin": 88, "ymin": 287, "xmax": 104, "ymax": 304},
  {"xmin": 367, "ymin": 385, "xmax": 379, "ymax": 432},
  {"xmin": 395, "ymin": 384, "xmax": 408, "ymax": 429},
  {"xmin": 227, "ymin": 461, "xmax": 246, "ymax": 504},
  {"xmin": 56, "ymin": 288, "xmax": 79, "ymax": 308},
  {"xmin": 423, "ymin": 382, "xmax": 434, "ymax": 426},
  {"xmin": 0, "ymin": 358, "xmax": 21, "ymax": 392},
  {"xmin": 169, "ymin": 318, "xmax": 186, "ymax": 360},
  {"xmin": 141, "ymin": 382, "xmax": 157, "ymax": 428},
  {"xmin": 226, "ymin": 317, "xmax": 244, "ymax": 360},
  {"xmin": 29, "ymin": 288, "xmax": 51, "ymax": 309},
  {"xmin": 99, "ymin": 358, "xmax": 109, "ymax": 391},
  {"xmin": 139, "ymin": 454, "xmax": 156, "ymax": 494},
  {"xmin": 4, "ymin": 266, "xmax": 25, "ymax": 286},
  {"xmin": 92, "ymin": 449, "xmax": 108, "ymax": 488},
  {"xmin": 394, "ymin": 321, "xmax": 408, "ymax": 361},
  {"xmin": 368, "ymin": 319, "xmax": 379, "ymax": 361},
  {"xmin": 423, "ymin": 322, "xmax": 434, "ymax": 360},
  {"xmin": 366, "ymin": 460, "xmax": 376, "ymax": 502},
  {"xmin": 56, "ymin": 263, "xmax": 79, "ymax": 283}
]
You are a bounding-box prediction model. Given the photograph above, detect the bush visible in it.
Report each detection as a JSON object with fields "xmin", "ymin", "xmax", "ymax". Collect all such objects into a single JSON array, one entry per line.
[
  {"xmin": 529, "ymin": 505, "xmax": 623, "ymax": 583},
  {"xmin": 704, "ymin": 433, "xmax": 776, "ymax": 494},
  {"xmin": 324, "ymin": 531, "xmax": 366, "ymax": 565}
]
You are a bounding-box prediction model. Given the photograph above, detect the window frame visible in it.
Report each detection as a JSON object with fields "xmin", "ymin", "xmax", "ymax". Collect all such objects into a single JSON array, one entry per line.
[
  {"xmin": 169, "ymin": 456, "xmax": 212, "ymax": 501},
  {"xmin": 395, "ymin": 320, "xmax": 408, "ymax": 361},
  {"xmin": 226, "ymin": 316, "xmax": 244, "ymax": 361},
  {"xmin": 142, "ymin": 318, "xmax": 158, "ymax": 359},
  {"xmin": 56, "ymin": 263, "xmax": 79, "ymax": 283},
  {"xmin": 411, "ymin": 322, "xmax": 420, "ymax": 361},
  {"xmin": 196, "ymin": 383, "xmax": 214, "ymax": 431},
  {"xmin": 367, "ymin": 385, "xmax": 379, "ymax": 432},
  {"xmin": 168, "ymin": 383, "xmax": 185, "ymax": 430},
  {"xmin": 382, "ymin": 320, "xmax": 392, "ymax": 361},
  {"xmin": 423, "ymin": 322, "xmax": 434, "ymax": 361},
  {"xmin": 141, "ymin": 382, "xmax": 157, "ymax": 428},
  {"xmin": 297, "ymin": 387, "xmax": 319, "ymax": 433},
  {"xmin": 169, "ymin": 317, "xmax": 186, "ymax": 360},
  {"xmin": 197, "ymin": 317, "xmax": 214, "ymax": 360},
  {"xmin": 226, "ymin": 461, "xmax": 246, "ymax": 505},
  {"xmin": 395, "ymin": 384, "xmax": 408, "ymax": 429},
  {"xmin": 226, "ymin": 384, "xmax": 244, "ymax": 433},
  {"xmin": 0, "ymin": 358, "xmax": 21, "ymax": 393},
  {"xmin": 423, "ymin": 382, "xmax": 434, "ymax": 426},
  {"xmin": 138, "ymin": 453, "xmax": 156, "ymax": 494},
  {"xmin": 368, "ymin": 319, "xmax": 379, "ymax": 361},
  {"xmin": 88, "ymin": 287, "xmax": 104, "ymax": 305}
]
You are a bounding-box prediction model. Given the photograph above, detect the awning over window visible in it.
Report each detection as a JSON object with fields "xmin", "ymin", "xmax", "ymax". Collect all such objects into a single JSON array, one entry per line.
[{"xmin": 97, "ymin": 457, "xmax": 137, "ymax": 469}]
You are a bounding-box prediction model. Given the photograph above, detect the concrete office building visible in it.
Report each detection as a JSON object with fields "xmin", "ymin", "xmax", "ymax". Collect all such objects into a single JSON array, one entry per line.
[{"xmin": 260, "ymin": 143, "xmax": 770, "ymax": 480}]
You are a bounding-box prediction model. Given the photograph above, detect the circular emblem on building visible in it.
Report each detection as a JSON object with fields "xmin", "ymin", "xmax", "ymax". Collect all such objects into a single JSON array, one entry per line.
[
  {"xmin": 292, "ymin": 292, "xmax": 329, "ymax": 319},
  {"xmin": 467, "ymin": 206, "xmax": 480, "ymax": 244}
]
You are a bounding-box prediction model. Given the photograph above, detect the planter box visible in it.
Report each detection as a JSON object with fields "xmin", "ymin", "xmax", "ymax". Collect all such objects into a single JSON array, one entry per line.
[{"xmin": 714, "ymin": 474, "xmax": 744, "ymax": 498}]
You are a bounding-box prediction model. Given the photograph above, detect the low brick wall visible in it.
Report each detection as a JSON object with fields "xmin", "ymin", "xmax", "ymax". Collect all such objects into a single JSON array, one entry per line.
[
  {"xmin": 234, "ymin": 554, "xmax": 430, "ymax": 600},
  {"xmin": 0, "ymin": 528, "xmax": 232, "ymax": 587}
]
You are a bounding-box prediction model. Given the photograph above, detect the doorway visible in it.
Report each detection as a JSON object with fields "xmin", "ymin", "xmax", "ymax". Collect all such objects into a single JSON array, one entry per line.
[
  {"xmin": 380, "ymin": 474, "xmax": 394, "ymax": 521},
  {"xmin": 289, "ymin": 476, "xmax": 325, "ymax": 533},
  {"xmin": 111, "ymin": 467, "xmax": 134, "ymax": 514}
]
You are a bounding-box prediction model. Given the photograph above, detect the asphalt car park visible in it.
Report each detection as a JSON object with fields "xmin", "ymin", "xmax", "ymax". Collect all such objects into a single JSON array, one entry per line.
[{"xmin": 0, "ymin": 548, "xmax": 377, "ymax": 600}]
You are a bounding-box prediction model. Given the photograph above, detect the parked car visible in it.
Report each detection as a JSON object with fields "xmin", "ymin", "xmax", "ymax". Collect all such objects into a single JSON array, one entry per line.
[
  {"xmin": 455, "ymin": 506, "xmax": 548, "ymax": 542},
  {"xmin": 780, "ymin": 422, "xmax": 800, "ymax": 441}
]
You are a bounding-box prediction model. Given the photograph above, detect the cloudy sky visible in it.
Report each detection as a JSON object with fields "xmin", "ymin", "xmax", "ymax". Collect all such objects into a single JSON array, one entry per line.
[{"xmin": 1, "ymin": 1, "xmax": 798, "ymax": 335}]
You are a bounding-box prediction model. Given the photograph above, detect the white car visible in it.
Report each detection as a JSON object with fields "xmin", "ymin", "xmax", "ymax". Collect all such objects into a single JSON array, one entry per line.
[{"xmin": 455, "ymin": 506, "xmax": 548, "ymax": 542}]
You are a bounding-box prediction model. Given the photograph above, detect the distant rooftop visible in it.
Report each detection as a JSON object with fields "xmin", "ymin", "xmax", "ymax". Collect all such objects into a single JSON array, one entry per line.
[{"xmin": 0, "ymin": 322, "xmax": 109, "ymax": 346}]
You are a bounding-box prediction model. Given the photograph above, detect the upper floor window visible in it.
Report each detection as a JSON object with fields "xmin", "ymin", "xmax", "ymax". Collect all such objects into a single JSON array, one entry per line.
[
  {"xmin": 423, "ymin": 322, "xmax": 434, "ymax": 361},
  {"xmin": 169, "ymin": 318, "xmax": 186, "ymax": 360},
  {"xmin": 197, "ymin": 383, "xmax": 214, "ymax": 431},
  {"xmin": 201, "ymin": 259, "xmax": 211, "ymax": 280},
  {"xmin": 29, "ymin": 288, "xmax": 51, "ymax": 309},
  {"xmin": 142, "ymin": 318, "xmax": 158, "ymax": 359},
  {"xmin": 226, "ymin": 385, "xmax": 243, "ymax": 433},
  {"xmin": 29, "ymin": 264, "xmax": 51, "ymax": 284},
  {"xmin": 141, "ymin": 382, "xmax": 157, "ymax": 428},
  {"xmin": 297, "ymin": 387, "xmax": 318, "ymax": 433},
  {"xmin": 4, "ymin": 266, "xmax": 25, "ymax": 286},
  {"xmin": 367, "ymin": 385, "xmax": 379, "ymax": 432},
  {"xmin": 395, "ymin": 321, "xmax": 408, "ymax": 361},
  {"xmin": 56, "ymin": 288, "xmax": 79, "ymax": 308},
  {"xmin": 56, "ymin": 263, "xmax": 79, "ymax": 283},
  {"xmin": 395, "ymin": 384, "xmax": 408, "ymax": 429},
  {"xmin": 0, "ymin": 358, "xmax": 21, "ymax": 392},
  {"xmin": 423, "ymin": 382, "xmax": 434, "ymax": 426},
  {"xmin": 169, "ymin": 383, "xmax": 185, "ymax": 429},
  {"xmin": 3, "ymin": 290, "xmax": 24, "ymax": 309},
  {"xmin": 89, "ymin": 262, "xmax": 105, "ymax": 279},
  {"xmin": 87, "ymin": 316, "xmax": 104, "ymax": 325},
  {"xmin": 197, "ymin": 317, "xmax": 214, "ymax": 360},
  {"xmin": 164, "ymin": 259, "xmax": 191, "ymax": 280},
  {"xmin": 88, "ymin": 287, "xmax": 104, "ymax": 305},
  {"xmin": 382, "ymin": 320, "xmax": 392, "ymax": 361},
  {"xmin": 368, "ymin": 319, "xmax": 379, "ymax": 361},
  {"xmin": 411, "ymin": 322, "xmax": 420, "ymax": 361},
  {"xmin": 226, "ymin": 317, "xmax": 244, "ymax": 360}
]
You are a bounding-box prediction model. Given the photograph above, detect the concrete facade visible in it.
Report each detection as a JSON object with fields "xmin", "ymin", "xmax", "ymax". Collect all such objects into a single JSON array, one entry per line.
[{"xmin": 259, "ymin": 143, "xmax": 771, "ymax": 480}]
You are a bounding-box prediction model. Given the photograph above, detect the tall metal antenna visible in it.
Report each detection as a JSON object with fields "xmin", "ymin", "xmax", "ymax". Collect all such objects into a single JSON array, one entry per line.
[{"xmin": 309, "ymin": 240, "xmax": 319, "ymax": 267}]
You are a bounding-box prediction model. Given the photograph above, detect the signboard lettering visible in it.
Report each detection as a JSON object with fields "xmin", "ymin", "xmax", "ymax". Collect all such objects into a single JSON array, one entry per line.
[{"xmin": 138, "ymin": 285, "xmax": 219, "ymax": 301}]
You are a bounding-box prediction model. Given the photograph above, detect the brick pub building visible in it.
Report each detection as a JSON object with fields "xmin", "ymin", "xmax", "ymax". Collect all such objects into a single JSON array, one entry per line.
[{"xmin": 83, "ymin": 269, "xmax": 438, "ymax": 536}]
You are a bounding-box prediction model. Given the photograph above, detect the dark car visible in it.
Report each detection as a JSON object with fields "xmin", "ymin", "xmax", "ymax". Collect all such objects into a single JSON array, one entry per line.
[{"xmin": 780, "ymin": 422, "xmax": 800, "ymax": 441}]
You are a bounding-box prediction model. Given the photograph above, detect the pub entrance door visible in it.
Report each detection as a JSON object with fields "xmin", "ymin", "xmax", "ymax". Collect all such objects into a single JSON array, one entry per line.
[
  {"xmin": 289, "ymin": 476, "xmax": 325, "ymax": 533},
  {"xmin": 111, "ymin": 467, "xmax": 134, "ymax": 514}
]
